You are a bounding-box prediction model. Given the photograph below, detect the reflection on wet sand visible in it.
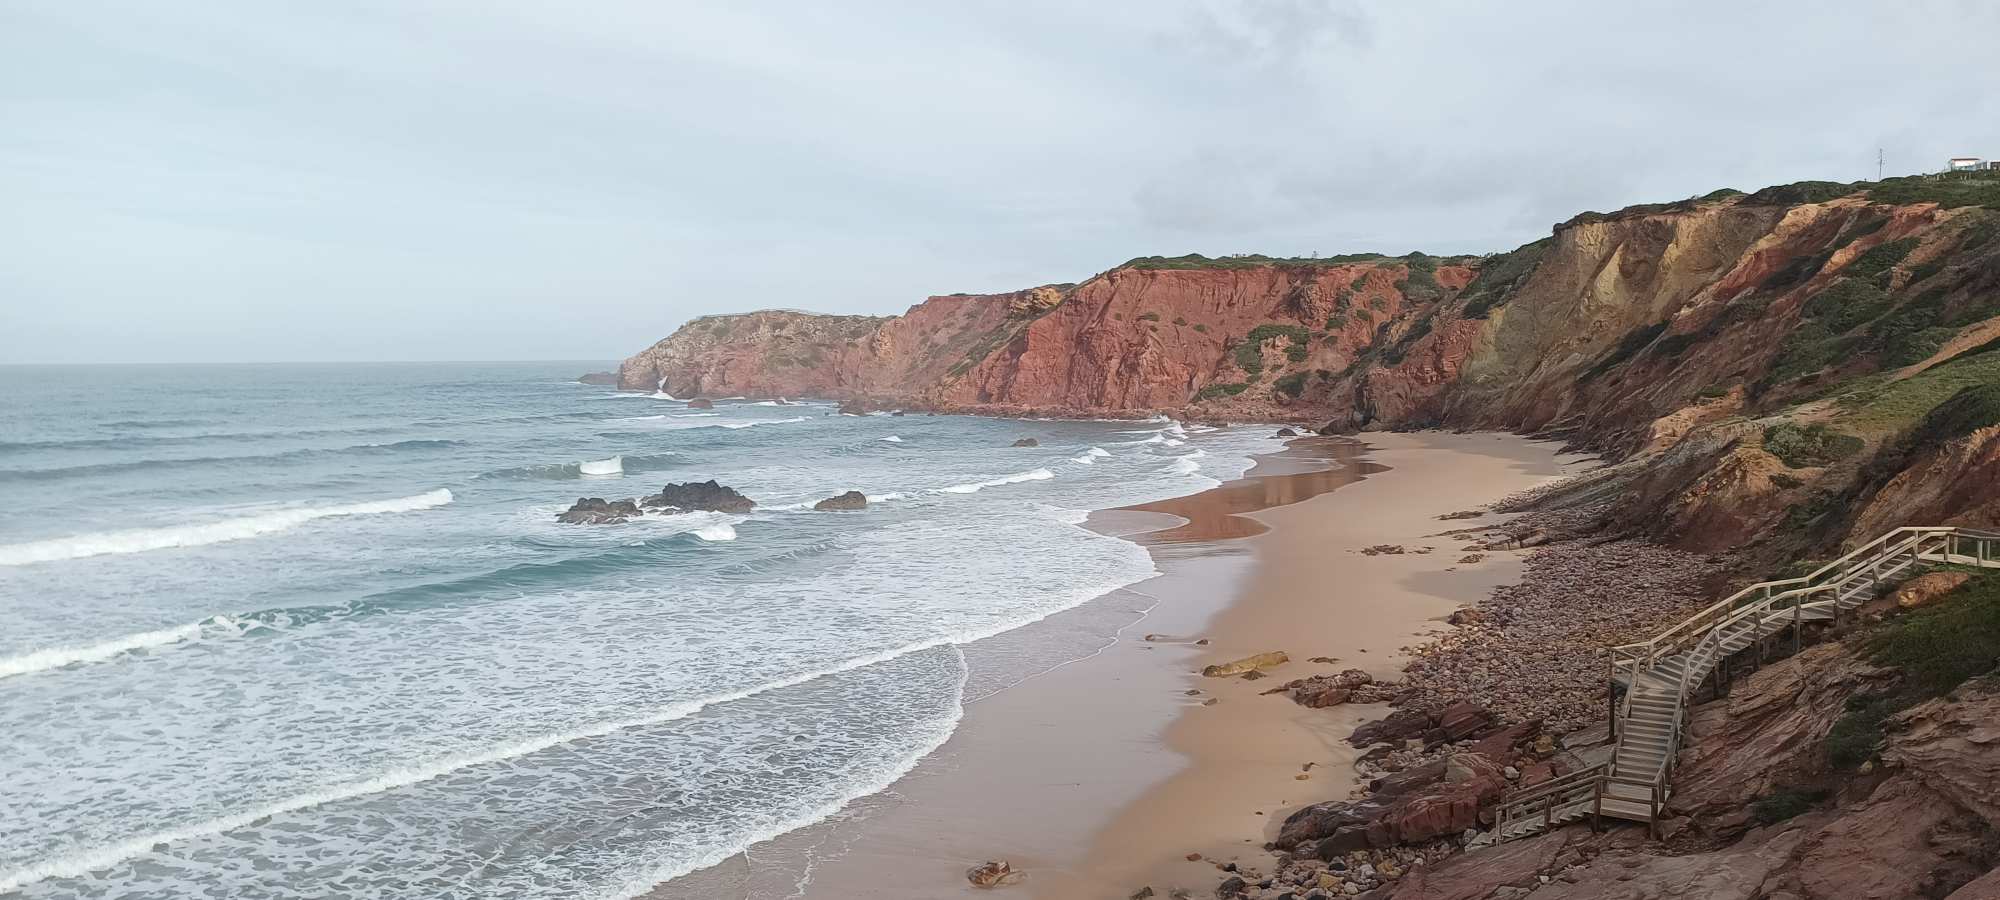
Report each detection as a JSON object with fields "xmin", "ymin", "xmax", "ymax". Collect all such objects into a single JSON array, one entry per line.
[{"xmin": 1124, "ymin": 438, "xmax": 1380, "ymax": 544}]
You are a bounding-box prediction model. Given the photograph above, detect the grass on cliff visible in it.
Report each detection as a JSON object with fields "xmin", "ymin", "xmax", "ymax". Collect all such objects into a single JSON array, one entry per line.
[
  {"xmin": 1825, "ymin": 573, "xmax": 2000, "ymax": 768},
  {"xmin": 1868, "ymin": 173, "xmax": 2000, "ymax": 210},
  {"xmin": 1458, "ymin": 237, "xmax": 1553, "ymax": 319},
  {"xmin": 1832, "ymin": 347, "xmax": 2000, "ymax": 434}
]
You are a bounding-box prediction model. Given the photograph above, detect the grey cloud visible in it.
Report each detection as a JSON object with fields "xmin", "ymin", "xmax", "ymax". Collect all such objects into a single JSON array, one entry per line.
[{"xmin": 2, "ymin": 0, "xmax": 1996, "ymax": 363}]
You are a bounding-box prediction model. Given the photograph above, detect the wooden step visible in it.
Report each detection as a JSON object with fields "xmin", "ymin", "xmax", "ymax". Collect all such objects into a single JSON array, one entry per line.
[
  {"xmin": 1597, "ymin": 796, "xmax": 1656, "ymax": 822},
  {"xmin": 1603, "ymin": 780, "xmax": 1656, "ymax": 802}
]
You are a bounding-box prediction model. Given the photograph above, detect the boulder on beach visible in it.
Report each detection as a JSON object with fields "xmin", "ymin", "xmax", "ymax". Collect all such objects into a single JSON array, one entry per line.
[
  {"xmin": 642, "ymin": 480, "xmax": 756, "ymax": 513},
  {"xmin": 687, "ymin": 398, "xmax": 715, "ymax": 410},
  {"xmin": 1277, "ymin": 427, "xmax": 1299, "ymax": 437},
  {"xmin": 1201, "ymin": 650, "xmax": 1289, "ymax": 677},
  {"xmin": 1011, "ymin": 437, "xmax": 1039, "ymax": 447},
  {"xmin": 576, "ymin": 371, "xmax": 619, "ymax": 386},
  {"xmin": 1281, "ymin": 669, "xmax": 1376, "ymax": 708},
  {"xmin": 1477, "ymin": 527, "xmax": 1548, "ymax": 551},
  {"xmin": 965, "ymin": 860, "xmax": 1021, "ymax": 888},
  {"xmin": 813, "ymin": 490, "xmax": 868, "ymax": 511},
  {"xmin": 556, "ymin": 497, "xmax": 641, "ymax": 525}
]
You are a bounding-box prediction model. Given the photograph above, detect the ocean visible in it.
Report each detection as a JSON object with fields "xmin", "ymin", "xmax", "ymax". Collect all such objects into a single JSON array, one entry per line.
[{"xmin": 0, "ymin": 362, "xmax": 1282, "ymax": 899}]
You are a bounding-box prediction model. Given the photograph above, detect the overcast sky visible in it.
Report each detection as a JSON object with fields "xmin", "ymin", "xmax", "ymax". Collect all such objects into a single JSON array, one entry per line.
[{"xmin": 4, "ymin": 1, "xmax": 1998, "ymax": 364}]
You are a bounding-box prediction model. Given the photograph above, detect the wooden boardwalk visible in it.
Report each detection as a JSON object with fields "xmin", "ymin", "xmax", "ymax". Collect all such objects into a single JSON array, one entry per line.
[{"xmin": 1479, "ymin": 526, "xmax": 2000, "ymax": 846}]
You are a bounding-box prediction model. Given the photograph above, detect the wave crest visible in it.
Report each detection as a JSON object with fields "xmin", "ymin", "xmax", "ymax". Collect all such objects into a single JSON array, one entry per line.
[
  {"xmin": 938, "ymin": 468, "xmax": 1055, "ymax": 495},
  {"xmin": 0, "ymin": 489, "xmax": 454, "ymax": 567}
]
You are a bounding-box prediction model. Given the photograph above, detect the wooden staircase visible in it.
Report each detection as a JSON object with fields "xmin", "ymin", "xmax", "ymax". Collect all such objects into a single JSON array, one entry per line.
[{"xmin": 1479, "ymin": 526, "xmax": 2000, "ymax": 847}]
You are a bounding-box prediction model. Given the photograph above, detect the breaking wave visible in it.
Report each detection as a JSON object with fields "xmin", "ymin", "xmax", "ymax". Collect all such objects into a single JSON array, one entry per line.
[
  {"xmin": 693, "ymin": 524, "xmax": 737, "ymax": 541},
  {"xmin": 0, "ymin": 489, "xmax": 455, "ymax": 566},
  {"xmin": 937, "ymin": 468, "xmax": 1055, "ymax": 494},
  {"xmin": 0, "ymin": 620, "xmax": 229, "ymax": 680}
]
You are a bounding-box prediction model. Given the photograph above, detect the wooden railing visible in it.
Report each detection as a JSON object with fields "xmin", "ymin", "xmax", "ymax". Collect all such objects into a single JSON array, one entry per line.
[
  {"xmin": 1494, "ymin": 763, "xmax": 1605, "ymax": 838},
  {"xmin": 1488, "ymin": 526, "xmax": 2000, "ymax": 845}
]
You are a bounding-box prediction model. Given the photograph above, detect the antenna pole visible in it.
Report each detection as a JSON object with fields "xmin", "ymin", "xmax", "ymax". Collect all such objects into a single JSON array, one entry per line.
[{"xmin": 1877, "ymin": 148, "xmax": 1885, "ymax": 181}]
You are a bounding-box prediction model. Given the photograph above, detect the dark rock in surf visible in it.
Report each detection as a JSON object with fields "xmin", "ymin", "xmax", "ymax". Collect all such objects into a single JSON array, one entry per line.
[
  {"xmin": 813, "ymin": 490, "xmax": 868, "ymax": 511},
  {"xmin": 687, "ymin": 398, "xmax": 716, "ymax": 410},
  {"xmin": 557, "ymin": 497, "xmax": 641, "ymax": 525},
  {"xmin": 1011, "ymin": 438, "xmax": 1040, "ymax": 447},
  {"xmin": 642, "ymin": 480, "xmax": 756, "ymax": 513},
  {"xmin": 1277, "ymin": 427, "xmax": 1299, "ymax": 437},
  {"xmin": 577, "ymin": 371, "xmax": 619, "ymax": 386}
]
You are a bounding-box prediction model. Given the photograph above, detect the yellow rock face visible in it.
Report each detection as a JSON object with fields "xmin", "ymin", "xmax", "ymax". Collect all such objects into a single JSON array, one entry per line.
[
  {"xmin": 1201, "ymin": 650, "xmax": 1290, "ymax": 677},
  {"xmin": 1894, "ymin": 571, "xmax": 1972, "ymax": 609}
]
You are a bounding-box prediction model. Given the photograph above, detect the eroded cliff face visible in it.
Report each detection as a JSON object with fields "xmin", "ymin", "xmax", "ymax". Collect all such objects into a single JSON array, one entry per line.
[{"xmin": 618, "ymin": 184, "xmax": 2000, "ymax": 548}]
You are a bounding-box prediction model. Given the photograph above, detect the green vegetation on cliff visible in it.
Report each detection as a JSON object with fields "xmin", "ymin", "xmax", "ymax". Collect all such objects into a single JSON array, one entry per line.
[
  {"xmin": 1761, "ymin": 422, "xmax": 1862, "ymax": 468},
  {"xmin": 1458, "ymin": 238, "xmax": 1552, "ymax": 319},
  {"xmin": 1124, "ymin": 252, "xmax": 1386, "ymax": 270},
  {"xmin": 1827, "ymin": 573, "xmax": 2000, "ymax": 768}
]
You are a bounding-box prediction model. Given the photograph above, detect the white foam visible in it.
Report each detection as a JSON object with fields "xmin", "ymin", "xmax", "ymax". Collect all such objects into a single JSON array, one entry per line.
[
  {"xmin": 879, "ymin": 435, "xmax": 903, "ymax": 443},
  {"xmin": 1166, "ymin": 457, "xmax": 1201, "ymax": 476},
  {"xmin": 600, "ymin": 653, "xmax": 967, "ymax": 900},
  {"xmin": 863, "ymin": 491, "xmax": 905, "ymax": 503},
  {"xmin": 1162, "ymin": 438, "xmax": 1186, "ymax": 447},
  {"xmin": 937, "ymin": 468, "xmax": 1055, "ymax": 494},
  {"xmin": 0, "ymin": 628, "xmax": 1020, "ymax": 895},
  {"xmin": 717, "ymin": 416, "xmax": 806, "ymax": 430},
  {"xmin": 0, "ymin": 489, "xmax": 455, "ymax": 567},
  {"xmin": 580, "ymin": 456, "xmax": 623, "ymax": 476},
  {"xmin": 693, "ymin": 524, "xmax": 737, "ymax": 541},
  {"xmin": 0, "ymin": 621, "xmax": 204, "ymax": 680},
  {"xmin": 1072, "ymin": 442, "xmax": 1120, "ymax": 464}
]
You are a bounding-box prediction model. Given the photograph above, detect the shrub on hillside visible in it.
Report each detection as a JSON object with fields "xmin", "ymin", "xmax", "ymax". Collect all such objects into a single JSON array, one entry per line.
[{"xmin": 1762, "ymin": 422, "xmax": 1863, "ymax": 468}]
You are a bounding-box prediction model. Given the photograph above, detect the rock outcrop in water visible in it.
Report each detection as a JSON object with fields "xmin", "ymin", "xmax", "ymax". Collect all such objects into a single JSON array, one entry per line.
[
  {"xmin": 576, "ymin": 371, "xmax": 619, "ymax": 386},
  {"xmin": 812, "ymin": 490, "xmax": 868, "ymax": 511},
  {"xmin": 641, "ymin": 481, "xmax": 756, "ymax": 513},
  {"xmin": 557, "ymin": 497, "xmax": 641, "ymax": 525}
]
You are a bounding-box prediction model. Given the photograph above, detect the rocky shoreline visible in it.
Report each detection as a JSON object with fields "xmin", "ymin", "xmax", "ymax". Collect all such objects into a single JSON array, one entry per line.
[{"xmin": 1186, "ymin": 484, "xmax": 2000, "ymax": 900}]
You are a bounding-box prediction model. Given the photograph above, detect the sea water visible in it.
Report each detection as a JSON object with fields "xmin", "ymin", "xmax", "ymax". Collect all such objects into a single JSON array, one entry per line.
[{"xmin": 0, "ymin": 363, "xmax": 1282, "ymax": 899}]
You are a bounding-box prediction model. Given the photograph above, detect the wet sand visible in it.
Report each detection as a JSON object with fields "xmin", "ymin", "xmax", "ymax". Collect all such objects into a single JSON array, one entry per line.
[{"xmin": 652, "ymin": 432, "xmax": 1579, "ymax": 899}]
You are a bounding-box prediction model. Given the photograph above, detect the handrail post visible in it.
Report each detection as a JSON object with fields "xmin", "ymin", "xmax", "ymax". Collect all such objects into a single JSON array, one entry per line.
[
  {"xmin": 1800, "ymin": 596, "xmax": 1816, "ymax": 656},
  {"xmin": 1608, "ymin": 659, "xmax": 1618, "ymax": 740}
]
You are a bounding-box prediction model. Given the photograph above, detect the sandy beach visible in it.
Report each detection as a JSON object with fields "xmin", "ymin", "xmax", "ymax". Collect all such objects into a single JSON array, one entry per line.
[{"xmin": 655, "ymin": 431, "xmax": 1582, "ymax": 900}]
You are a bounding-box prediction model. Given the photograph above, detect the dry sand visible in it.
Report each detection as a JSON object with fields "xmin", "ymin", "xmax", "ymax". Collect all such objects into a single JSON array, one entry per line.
[{"xmin": 651, "ymin": 432, "xmax": 1582, "ymax": 900}]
